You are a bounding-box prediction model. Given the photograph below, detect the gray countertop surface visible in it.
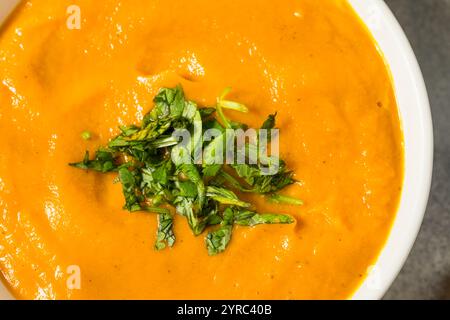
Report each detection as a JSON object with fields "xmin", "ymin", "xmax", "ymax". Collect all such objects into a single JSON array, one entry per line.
[{"xmin": 383, "ymin": 0, "xmax": 450, "ymax": 300}]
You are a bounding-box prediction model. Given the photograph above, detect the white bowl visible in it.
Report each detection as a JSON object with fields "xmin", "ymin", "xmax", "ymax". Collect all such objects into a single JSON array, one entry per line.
[{"xmin": 0, "ymin": 0, "xmax": 433, "ymax": 300}]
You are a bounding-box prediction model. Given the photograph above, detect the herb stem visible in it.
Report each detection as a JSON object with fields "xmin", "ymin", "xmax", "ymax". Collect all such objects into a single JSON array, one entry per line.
[
  {"xmin": 216, "ymin": 99, "xmax": 232, "ymax": 129},
  {"xmin": 268, "ymin": 194, "xmax": 304, "ymax": 206},
  {"xmin": 142, "ymin": 206, "xmax": 172, "ymax": 214}
]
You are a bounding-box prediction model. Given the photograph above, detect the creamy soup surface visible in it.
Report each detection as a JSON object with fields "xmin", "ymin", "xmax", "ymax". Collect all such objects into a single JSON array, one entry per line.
[{"xmin": 0, "ymin": 0, "xmax": 403, "ymax": 299}]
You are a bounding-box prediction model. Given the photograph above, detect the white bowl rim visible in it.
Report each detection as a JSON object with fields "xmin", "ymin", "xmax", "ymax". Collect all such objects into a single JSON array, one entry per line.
[{"xmin": 0, "ymin": 0, "xmax": 433, "ymax": 300}]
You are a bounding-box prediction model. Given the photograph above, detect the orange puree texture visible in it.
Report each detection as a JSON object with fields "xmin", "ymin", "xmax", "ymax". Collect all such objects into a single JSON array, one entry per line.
[{"xmin": 0, "ymin": 0, "xmax": 403, "ymax": 299}]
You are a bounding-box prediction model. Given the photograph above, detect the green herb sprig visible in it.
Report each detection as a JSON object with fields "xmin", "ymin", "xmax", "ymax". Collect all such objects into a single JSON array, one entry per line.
[{"xmin": 70, "ymin": 85, "xmax": 302, "ymax": 255}]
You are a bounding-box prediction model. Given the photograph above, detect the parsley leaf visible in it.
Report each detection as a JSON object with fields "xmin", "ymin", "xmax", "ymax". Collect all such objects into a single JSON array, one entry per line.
[{"xmin": 155, "ymin": 212, "xmax": 176, "ymax": 250}]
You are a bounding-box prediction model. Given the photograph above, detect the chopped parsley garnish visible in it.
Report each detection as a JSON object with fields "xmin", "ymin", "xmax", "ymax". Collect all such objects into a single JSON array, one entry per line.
[{"xmin": 70, "ymin": 85, "xmax": 301, "ymax": 255}]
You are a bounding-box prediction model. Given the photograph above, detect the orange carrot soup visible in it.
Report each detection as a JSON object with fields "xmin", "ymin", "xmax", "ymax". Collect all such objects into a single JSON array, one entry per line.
[{"xmin": 0, "ymin": 0, "xmax": 403, "ymax": 299}]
